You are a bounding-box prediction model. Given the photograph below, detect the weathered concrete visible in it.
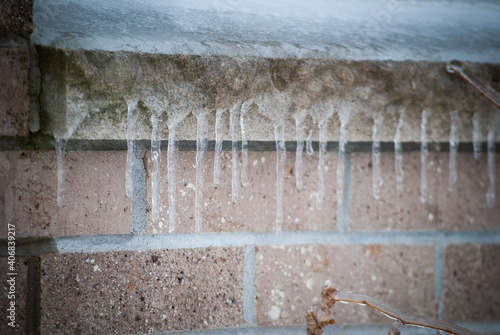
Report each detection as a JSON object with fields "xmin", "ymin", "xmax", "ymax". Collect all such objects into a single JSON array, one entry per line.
[{"xmin": 38, "ymin": 47, "xmax": 500, "ymax": 142}]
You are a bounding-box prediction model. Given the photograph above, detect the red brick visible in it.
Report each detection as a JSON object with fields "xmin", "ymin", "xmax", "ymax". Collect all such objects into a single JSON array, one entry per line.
[
  {"xmin": 350, "ymin": 152, "xmax": 500, "ymax": 230},
  {"xmin": 145, "ymin": 150, "xmax": 337, "ymax": 233},
  {"xmin": 0, "ymin": 151, "xmax": 130, "ymax": 237},
  {"xmin": 0, "ymin": 256, "xmax": 28, "ymax": 334},
  {"xmin": 40, "ymin": 248, "xmax": 245, "ymax": 333},
  {"xmin": 255, "ymin": 244, "xmax": 435, "ymax": 326},
  {"xmin": 0, "ymin": 48, "xmax": 29, "ymax": 137},
  {"xmin": 444, "ymin": 244, "xmax": 500, "ymax": 322}
]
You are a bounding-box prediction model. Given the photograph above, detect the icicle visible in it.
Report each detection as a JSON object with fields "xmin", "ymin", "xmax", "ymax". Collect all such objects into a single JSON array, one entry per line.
[
  {"xmin": 240, "ymin": 101, "xmax": 253, "ymax": 187},
  {"xmin": 420, "ymin": 109, "xmax": 430, "ymax": 204},
  {"xmin": 151, "ymin": 114, "xmax": 161, "ymax": 223},
  {"xmin": 167, "ymin": 124, "xmax": 179, "ymax": 233},
  {"xmin": 337, "ymin": 116, "xmax": 349, "ymax": 207},
  {"xmin": 56, "ymin": 138, "xmax": 67, "ymax": 207},
  {"xmin": 486, "ymin": 113, "xmax": 497, "ymax": 208},
  {"xmin": 372, "ymin": 115, "xmax": 384, "ymax": 200},
  {"xmin": 448, "ymin": 110, "xmax": 459, "ymax": 192},
  {"xmin": 316, "ymin": 120, "xmax": 328, "ymax": 209},
  {"xmin": 230, "ymin": 105, "xmax": 240, "ymax": 202},
  {"xmin": 294, "ymin": 113, "xmax": 306, "ymax": 190},
  {"xmin": 214, "ymin": 109, "xmax": 225, "ymax": 186},
  {"xmin": 394, "ymin": 107, "xmax": 405, "ymax": 192},
  {"xmin": 472, "ymin": 111, "xmax": 482, "ymax": 159},
  {"xmin": 306, "ymin": 129, "xmax": 314, "ymax": 155},
  {"xmin": 126, "ymin": 99, "xmax": 139, "ymax": 198},
  {"xmin": 194, "ymin": 111, "xmax": 209, "ymax": 235},
  {"xmin": 274, "ymin": 120, "xmax": 286, "ymax": 234}
]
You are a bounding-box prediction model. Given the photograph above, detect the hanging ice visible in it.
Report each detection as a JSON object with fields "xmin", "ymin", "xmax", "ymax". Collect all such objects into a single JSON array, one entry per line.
[
  {"xmin": 150, "ymin": 113, "xmax": 161, "ymax": 223},
  {"xmin": 214, "ymin": 109, "xmax": 226, "ymax": 186},
  {"xmin": 372, "ymin": 115, "xmax": 384, "ymax": 200},
  {"xmin": 316, "ymin": 120, "xmax": 328, "ymax": 209},
  {"xmin": 240, "ymin": 100, "xmax": 253, "ymax": 187},
  {"xmin": 230, "ymin": 105, "xmax": 240, "ymax": 202},
  {"xmin": 394, "ymin": 107, "xmax": 406, "ymax": 191},
  {"xmin": 126, "ymin": 100, "xmax": 139, "ymax": 198},
  {"xmin": 306, "ymin": 129, "xmax": 314, "ymax": 156},
  {"xmin": 472, "ymin": 111, "xmax": 482, "ymax": 159},
  {"xmin": 420, "ymin": 109, "xmax": 430, "ymax": 204},
  {"xmin": 167, "ymin": 122, "xmax": 179, "ymax": 233},
  {"xmin": 194, "ymin": 111, "xmax": 209, "ymax": 234},
  {"xmin": 486, "ymin": 112, "xmax": 497, "ymax": 208},
  {"xmin": 274, "ymin": 120, "xmax": 286, "ymax": 234},
  {"xmin": 55, "ymin": 138, "xmax": 67, "ymax": 207},
  {"xmin": 448, "ymin": 110, "xmax": 459, "ymax": 192},
  {"xmin": 337, "ymin": 115, "xmax": 349, "ymax": 207},
  {"xmin": 293, "ymin": 113, "xmax": 307, "ymax": 190}
]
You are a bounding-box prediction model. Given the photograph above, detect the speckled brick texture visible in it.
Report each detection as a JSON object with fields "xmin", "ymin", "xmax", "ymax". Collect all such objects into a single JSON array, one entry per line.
[
  {"xmin": 443, "ymin": 244, "xmax": 500, "ymax": 322},
  {"xmin": 350, "ymin": 152, "xmax": 500, "ymax": 230},
  {"xmin": 255, "ymin": 244, "xmax": 435, "ymax": 326},
  {"xmin": 0, "ymin": 0, "xmax": 33, "ymax": 34},
  {"xmin": 0, "ymin": 151, "xmax": 130, "ymax": 238},
  {"xmin": 40, "ymin": 248, "xmax": 245, "ymax": 334},
  {"xmin": 0, "ymin": 48, "xmax": 29, "ymax": 137},
  {"xmin": 145, "ymin": 151, "xmax": 337, "ymax": 233},
  {"xmin": 0, "ymin": 256, "xmax": 28, "ymax": 334}
]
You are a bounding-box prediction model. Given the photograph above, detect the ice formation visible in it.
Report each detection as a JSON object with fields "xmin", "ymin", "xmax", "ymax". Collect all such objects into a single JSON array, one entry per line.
[
  {"xmin": 194, "ymin": 111, "xmax": 209, "ymax": 234},
  {"xmin": 420, "ymin": 109, "xmax": 430, "ymax": 204},
  {"xmin": 150, "ymin": 113, "xmax": 162, "ymax": 223},
  {"xmin": 448, "ymin": 110, "xmax": 459, "ymax": 192},
  {"xmin": 126, "ymin": 99, "xmax": 139, "ymax": 198},
  {"xmin": 394, "ymin": 107, "xmax": 406, "ymax": 191},
  {"xmin": 372, "ymin": 115, "xmax": 383, "ymax": 200},
  {"xmin": 230, "ymin": 104, "xmax": 240, "ymax": 202},
  {"xmin": 214, "ymin": 109, "xmax": 226, "ymax": 186},
  {"xmin": 55, "ymin": 138, "xmax": 67, "ymax": 207},
  {"xmin": 274, "ymin": 120, "xmax": 286, "ymax": 234},
  {"xmin": 293, "ymin": 112, "xmax": 307, "ymax": 190}
]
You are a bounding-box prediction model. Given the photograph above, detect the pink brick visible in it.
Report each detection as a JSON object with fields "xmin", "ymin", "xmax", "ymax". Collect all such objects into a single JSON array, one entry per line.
[
  {"xmin": 444, "ymin": 244, "xmax": 500, "ymax": 322},
  {"xmin": 0, "ymin": 151, "xmax": 130, "ymax": 237},
  {"xmin": 0, "ymin": 48, "xmax": 29, "ymax": 137},
  {"xmin": 145, "ymin": 150, "xmax": 337, "ymax": 233},
  {"xmin": 350, "ymin": 152, "xmax": 500, "ymax": 230},
  {"xmin": 255, "ymin": 244, "xmax": 435, "ymax": 326},
  {"xmin": 40, "ymin": 247, "xmax": 244, "ymax": 333}
]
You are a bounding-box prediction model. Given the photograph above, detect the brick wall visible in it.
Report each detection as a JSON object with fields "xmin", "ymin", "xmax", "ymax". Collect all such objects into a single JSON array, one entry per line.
[{"xmin": 1, "ymin": 2, "xmax": 500, "ymax": 334}]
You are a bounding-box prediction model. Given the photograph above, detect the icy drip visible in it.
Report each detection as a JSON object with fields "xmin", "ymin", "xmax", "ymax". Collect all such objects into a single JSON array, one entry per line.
[
  {"xmin": 294, "ymin": 114, "xmax": 306, "ymax": 190},
  {"xmin": 394, "ymin": 107, "xmax": 405, "ymax": 192},
  {"xmin": 195, "ymin": 111, "xmax": 209, "ymax": 234},
  {"xmin": 150, "ymin": 114, "xmax": 161, "ymax": 223},
  {"xmin": 306, "ymin": 130, "xmax": 314, "ymax": 155},
  {"xmin": 448, "ymin": 110, "xmax": 459, "ymax": 192},
  {"xmin": 55, "ymin": 138, "xmax": 67, "ymax": 207},
  {"xmin": 274, "ymin": 121, "xmax": 286, "ymax": 234},
  {"xmin": 337, "ymin": 117, "xmax": 349, "ymax": 207},
  {"xmin": 240, "ymin": 101, "xmax": 252, "ymax": 187},
  {"xmin": 316, "ymin": 120, "xmax": 328, "ymax": 209},
  {"xmin": 372, "ymin": 116, "xmax": 383, "ymax": 200},
  {"xmin": 167, "ymin": 125, "xmax": 179, "ymax": 233},
  {"xmin": 126, "ymin": 100, "xmax": 139, "ymax": 198},
  {"xmin": 420, "ymin": 109, "xmax": 430, "ymax": 204},
  {"xmin": 230, "ymin": 106, "xmax": 240, "ymax": 202},
  {"xmin": 214, "ymin": 109, "xmax": 225, "ymax": 186},
  {"xmin": 472, "ymin": 111, "xmax": 482, "ymax": 159},
  {"xmin": 486, "ymin": 114, "xmax": 497, "ymax": 208}
]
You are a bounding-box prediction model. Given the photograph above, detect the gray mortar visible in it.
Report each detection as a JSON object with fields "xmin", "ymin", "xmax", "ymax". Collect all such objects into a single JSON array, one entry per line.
[{"xmin": 37, "ymin": 46, "xmax": 500, "ymax": 142}]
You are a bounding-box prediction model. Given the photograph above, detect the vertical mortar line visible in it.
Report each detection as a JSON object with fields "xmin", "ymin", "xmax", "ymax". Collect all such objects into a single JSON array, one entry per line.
[
  {"xmin": 130, "ymin": 141, "xmax": 148, "ymax": 235},
  {"xmin": 26, "ymin": 256, "xmax": 41, "ymax": 335},
  {"xmin": 337, "ymin": 152, "xmax": 351, "ymax": 233},
  {"xmin": 243, "ymin": 245, "xmax": 257, "ymax": 327},
  {"xmin": 435, "ymin": 240, "xmax": 446, "ymax": 322}
]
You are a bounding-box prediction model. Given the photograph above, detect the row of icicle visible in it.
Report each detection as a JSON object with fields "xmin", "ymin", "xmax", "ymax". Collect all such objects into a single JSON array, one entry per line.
[{"xmin": 54, "ymin": 102, "xmax": 498, "ymax": 234}]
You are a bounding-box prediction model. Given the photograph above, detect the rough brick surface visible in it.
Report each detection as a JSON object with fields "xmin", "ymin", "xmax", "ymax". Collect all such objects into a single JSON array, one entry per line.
[
  {"xmin": 255, "ymin": 244, "xmax": 435, "ymax": 326},
  {"xmin": 0, "ymin": 48, "xmax": 29, "ymax": 137},
  {"xmin": 0, "ymin": 256, "xmax": 28, "ymax": 334},
  {"xmin": 350, "ymin": 152, "xmax": 500, "ymax": 230},
  {"xmin": 0, "ymin": 0, "xmax": 33, "ymax": 34},
  {"xmin": 444, "ymin": 244, "xmax": 500, "ymax": 322},
  {"xmin": 0, "ymin": 151, "xmax": 130, "ymax": 238},
  {"xmin": 40, "ymin": 248, "xmax": 245, "ymax": 334},
  {"xmin": 146, "ymin": 151, "xmax": 337, "ymax": 233}
]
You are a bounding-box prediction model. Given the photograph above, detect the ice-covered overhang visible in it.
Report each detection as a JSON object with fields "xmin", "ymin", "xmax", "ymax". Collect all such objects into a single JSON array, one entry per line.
[{"xmin": 33, "ymin": 0, "xmax": 500, "ymax": 62}]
